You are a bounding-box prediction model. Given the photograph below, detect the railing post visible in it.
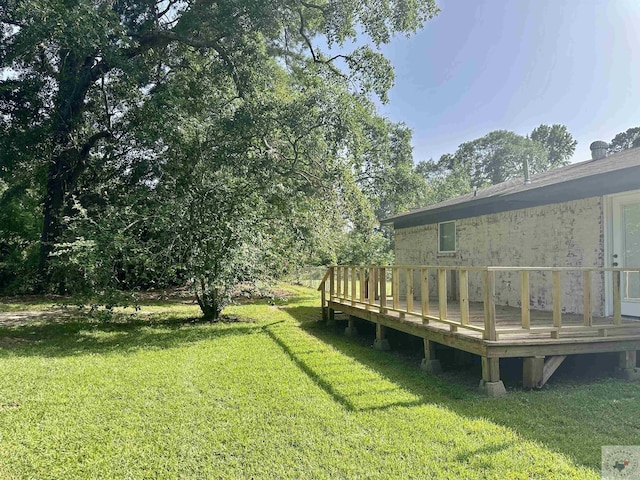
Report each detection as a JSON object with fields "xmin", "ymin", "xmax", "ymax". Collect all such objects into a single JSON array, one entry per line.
[
  {"xmin": 359, "ymin": 267, "xmax": 365, "ymax": 303},
  {"xmin": 483, "ymin": 270, "xmax": 496, "ymax": 341},
  {"xmin": 583, "ymin": 270, "xmax": 592, "ymax": 326},
  {"xmin": 336, "ymin": 266, "xmax": 341, "ymax": 298},
  {"xmin": 421, "ymin": 268, "xmax": 429, "ymax": 322},
  {"xmin": 613, "ymin": 270, "xmax": 622, "ymax": 325},
  {"xmin": 379, "ymin": 267, "xmax": 387, "ymax": 313},
  {"xmin": 521, "ymin": 270, "xmax": 530, "ymax": 329},
  {"xmin": 552, "ymin": 270, "xmax": 562, "ymax": 339},
  {"xmin": 406, "ymin": 268, "xmax": 414, "ymax": 313}
]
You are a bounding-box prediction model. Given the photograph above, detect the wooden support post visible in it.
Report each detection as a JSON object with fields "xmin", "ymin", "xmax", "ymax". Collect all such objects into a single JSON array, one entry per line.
[
  {"xmin": 373, "ymin": 323, "xmax": 390, "ymax": 351},
  {"xmin": 379, "ymin": 267, "xmax": 387, "ymax": 313},
  {"xmin": 459, "ymin": 269, "xmax": 469, "ymax": 326},
  {"xmin": 359, "ymin": 267, "xmax": 366, "ymax": 303},
  {"xmin": 351, "ymin": 266, "xmax": 357, "ymax": 306},
  {"xmin": 420, "ymin": 339, "xmax": 442, "ymax": 373},
  {"xmin": 619, "ymin": 350, "xmax": 637, "ymax": 369},
  {"xmin": 479, "ymin": 357, "xmax": 506, "ymax": 397},
  {"xmin": 392, "ymin": 267, "xmax": 400, "ymax": 311},
  {"xmin": 483, "ymin": 271, "xmax": 497, "ymax": 341},
  {"xmin": 551, "ymin": 270, "xmax": 562, "ymax": 339},
  {"xmin": 523, "ymin": 356, "xmax": 544, "ymax": 389},
  {"xmin": 421, "ymin": 268, "xmax": 429, "ymax": 322},
  {"xmin": 521, "ymin": 270, "xmax": 530, "ymax": 329},
  {"xmin": 583, "ymin": 270, "xmax": 592, "ymax": 326},
  {"xmin": 617, "ymin": 350, "xmax": 640, "ymax": 381},
  {"xmin": 613, "ymin": 270, "xmax": 622, "ymax": 325},
  {"xmin": 345, "ymin": 315, "xmax": 358, "ymax": 337},
  {"xmin": 406, "ymin": 268, "xmax": 414, "ymax": 313},
  {"xmin": 336, "ymin": 267, "xmax": 341, "ymax": 299},
  {"xmin": 327, "ymin": 308, "xmax": 335, "ymax": 326},
  {"xmin": 321, "ymin": 288, "xmax": 327, "ymax": 321},
  {"xmin": 482, "ymin": 357, "xmax": 500, "ymax": 382}
]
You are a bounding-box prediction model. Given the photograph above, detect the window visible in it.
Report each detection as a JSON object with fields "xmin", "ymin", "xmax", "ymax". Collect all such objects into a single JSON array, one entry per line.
[{"xmin": 438, "ymin": 221, "xmax": 456, "ymax": 253}]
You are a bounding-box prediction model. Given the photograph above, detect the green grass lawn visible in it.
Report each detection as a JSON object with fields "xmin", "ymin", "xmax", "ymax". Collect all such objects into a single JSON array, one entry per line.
[{"xmin": 0, "ymin": 285, "xmax": 637, "ymax": 479}]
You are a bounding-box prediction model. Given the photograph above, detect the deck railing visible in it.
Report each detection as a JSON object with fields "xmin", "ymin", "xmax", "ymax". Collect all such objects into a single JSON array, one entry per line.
[{"xmin": 318, "ymin": 265, "xmax": 640, "ymax": 340}]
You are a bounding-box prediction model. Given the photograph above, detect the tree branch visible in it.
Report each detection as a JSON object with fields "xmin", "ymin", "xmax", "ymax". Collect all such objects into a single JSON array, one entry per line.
[
  {"xmin": 131, "ymin": 31, "xmax": 245, "ymax": 97},
  {"xmin": 80, "ymin": 130, "xmax": 113, "ymax": 158}
]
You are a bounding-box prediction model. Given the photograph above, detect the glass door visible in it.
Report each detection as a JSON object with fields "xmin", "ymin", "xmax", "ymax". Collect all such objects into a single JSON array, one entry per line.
[{"xmin": 612, "ymin": 194, "xmax": 640, "ymax": 317}]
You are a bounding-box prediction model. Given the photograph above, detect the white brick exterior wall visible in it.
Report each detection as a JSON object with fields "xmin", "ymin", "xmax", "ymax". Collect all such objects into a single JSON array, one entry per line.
[{"xmin": 394, "ymin": 196, "xmax": 605, "ymax": 315}]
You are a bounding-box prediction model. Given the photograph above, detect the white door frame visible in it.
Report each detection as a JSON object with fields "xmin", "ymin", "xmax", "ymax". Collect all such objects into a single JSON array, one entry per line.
[{"xmin": 604, "ymin": 189, "xmax": 640, "ymax": 317}]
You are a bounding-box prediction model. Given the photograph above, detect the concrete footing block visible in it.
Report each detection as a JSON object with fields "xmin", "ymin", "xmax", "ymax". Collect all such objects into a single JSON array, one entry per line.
[
  {"xmin": 618, "ymin": 367, "xmax": 640, "ymax": 381},
  {"xmin": 420, "ymin": 359, "xmax": 442, "ymax": 374},
  {"xmin": 478, "ymin": 380, "xmax": 507, "ymax": 397},
  {"xmin": 373, "ymin": 339, "xmax": 390, "ymax": 351},
  {"xmin": 344, "ymin": 326, "xmax": 358, "ymax": 337}
]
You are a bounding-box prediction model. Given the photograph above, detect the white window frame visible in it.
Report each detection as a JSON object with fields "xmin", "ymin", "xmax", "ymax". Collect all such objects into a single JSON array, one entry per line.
[{"xmin": 438, "ymin": 220, "xmax": 456, "ymax": 254}]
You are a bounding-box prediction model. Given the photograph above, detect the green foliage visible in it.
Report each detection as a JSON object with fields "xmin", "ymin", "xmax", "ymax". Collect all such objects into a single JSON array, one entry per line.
[
  {"xmin": 442, "ymin": 130, "xmax": 550, "ymax": 187},
  {"xmin": 608, "ymin": 126, "xmax": 640, "ymax": 154},
  {"xmin": 1, "ymin": 0, "xmax": 440, "ymax": 306},
  {"xmin": 418, "ymin": 124, "xmax": 576, "ymax": 204},
  {"xmin": 530, "ymin": 123, "xmax": 577, "ymax": 166},
  {"xmin": 336, "ymin": 230, "xmax": 394, "ymax": 266}
]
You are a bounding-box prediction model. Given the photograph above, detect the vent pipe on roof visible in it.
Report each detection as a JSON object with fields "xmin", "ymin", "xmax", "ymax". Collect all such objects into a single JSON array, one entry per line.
[
  {"xmin": 523, "ymin": 155, "xmax": 531, "ymax": 185},
  {"xmin": 590, "ymin": 141, "xmax": 608, "ymax": 160}
]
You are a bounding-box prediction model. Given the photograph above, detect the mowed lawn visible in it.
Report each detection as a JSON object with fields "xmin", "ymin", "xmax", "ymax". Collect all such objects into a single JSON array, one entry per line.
[{"xmin": 0, "ymin": 286, "xmax": 638, "ymax": 479}]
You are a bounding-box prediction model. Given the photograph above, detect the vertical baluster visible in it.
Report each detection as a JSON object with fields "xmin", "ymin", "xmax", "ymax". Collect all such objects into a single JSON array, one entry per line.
[
  {"xmin": 359, "ymin": 267, "xmax": 365, "ymax": 303},
  {"xmin": 406, "ymin": 268, "xmax": 414, "ymax": 313},
  {"xmin": 421, "ymin": 268, "xmax": 429, "ymax": 322},
  {"xmin": 329, "ymin": 267, "xmax": 335, "ymax": 301},
  {"xmin": 613, "ymin": 270, "xmax": 622, "ymax": 325},
  {"xmin": 351, "ymin": 265, "xmax": 357, "ymax": 305},
  {"xmin": 437, "ymin": 269, "xmax": 449, "ymax": 329},
  {"xmin": 343, "ymin": 266, "xmax": 348, "ymax": 299},
  {"xmin": 552, "ymin": 270, "xmax": 562, "ymax": 338},
  {"xmin": 521, "ymin": 270, "xmax": 530, "ymax": 329},
  {"xmin": 368, "ymin": 268, "xmax": 375, "ymax": 309},
  {"xmin": 392, "ymin": 267, "xmax": 400, "ymax": 311},
  {"xmin": 379, "ymin": 267, "xmax": 387, "ymax": 313},
  {"xmin": 459, "ymin": 269, "xmax": 469, "ymax": 326},
  {"xmin": 583, "ymin": 270, "xmax": 592, "ymax": 326}
]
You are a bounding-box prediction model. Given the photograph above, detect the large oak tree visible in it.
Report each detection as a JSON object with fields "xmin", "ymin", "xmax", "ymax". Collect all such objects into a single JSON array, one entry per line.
[{"xmin": 1, "ymin": 0, "xmax": 438, "ymax": 312}]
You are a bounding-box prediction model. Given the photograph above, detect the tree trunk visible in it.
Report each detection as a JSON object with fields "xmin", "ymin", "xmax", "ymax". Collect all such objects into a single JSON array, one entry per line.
[{"xmin": 37, "ymin": 149, "xmax": 85, "ymax": 291}]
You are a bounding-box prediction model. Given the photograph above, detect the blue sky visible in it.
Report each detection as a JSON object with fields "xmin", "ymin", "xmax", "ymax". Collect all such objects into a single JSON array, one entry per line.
[{"xmin": 372, "ymin": 0, "xmax": 640, "ymax": 163}]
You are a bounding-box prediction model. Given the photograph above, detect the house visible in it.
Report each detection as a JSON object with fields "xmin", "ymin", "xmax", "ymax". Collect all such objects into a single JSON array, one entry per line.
[
  {"xmin": 319, "ymin": 142, "xmax": 640, "ymax": 397},
  {"xmin": 384, "ymin": 141, "xmax": 640, "ymax": 318}
]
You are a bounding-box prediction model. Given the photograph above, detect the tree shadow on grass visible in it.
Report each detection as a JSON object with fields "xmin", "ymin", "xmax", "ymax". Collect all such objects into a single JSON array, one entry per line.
[
  {"xmin": 0, "ymin": 315, "xmax": 261, "ymax": 358},
  {"xmin": 280, "ymin": 305, "xmax": 640, "ymax": 470}
]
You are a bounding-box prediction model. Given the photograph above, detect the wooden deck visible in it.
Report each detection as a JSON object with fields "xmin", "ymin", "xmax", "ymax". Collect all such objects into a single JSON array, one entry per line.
[{"xmin": 318, "ymin": 265, "xmax": 640, "ymax": 396}]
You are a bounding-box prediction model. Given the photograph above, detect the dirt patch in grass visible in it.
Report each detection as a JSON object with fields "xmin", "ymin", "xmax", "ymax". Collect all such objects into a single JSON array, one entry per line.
[{"xmin": 0, "ymin": 310, "xmax": 73, "ymax": 328}]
